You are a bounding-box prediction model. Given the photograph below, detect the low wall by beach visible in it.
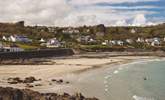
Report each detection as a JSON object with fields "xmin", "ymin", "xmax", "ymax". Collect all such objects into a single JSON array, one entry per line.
[{"xmin": 0, "ymin": 48, "xmax": 74, "ymax": 60}]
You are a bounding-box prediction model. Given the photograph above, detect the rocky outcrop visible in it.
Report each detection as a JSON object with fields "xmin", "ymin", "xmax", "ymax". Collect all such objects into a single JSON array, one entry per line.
[
  {"xmin": 0, "ymin": 87, "xmax": 99, "ymax": 100},
  {"xmin": 7, "ymin": 77, "xmax": 40, "ymax": 84}
]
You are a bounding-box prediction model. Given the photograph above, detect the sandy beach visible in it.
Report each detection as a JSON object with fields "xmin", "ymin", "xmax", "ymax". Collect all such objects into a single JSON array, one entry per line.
[{"xmin": 0, "ymin": 53, "xmax": 162, "ymax": 94}]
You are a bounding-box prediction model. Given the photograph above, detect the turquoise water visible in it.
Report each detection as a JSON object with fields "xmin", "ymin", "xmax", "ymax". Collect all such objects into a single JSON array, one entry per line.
[{"xmin": 63, "ymin": 59, "xmax": 165, "ymax": 100}]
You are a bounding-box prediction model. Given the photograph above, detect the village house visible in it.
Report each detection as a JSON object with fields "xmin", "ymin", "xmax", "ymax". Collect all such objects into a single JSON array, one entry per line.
[
  {"xmin": 136, "ymin": 37, "xmax": 145, "ymax": 43},
  {"xmin": 151, "ymin": 38, "xmax": 161, "ymax": 46},
  {"xmin": 131, "ymin": 29, "xmax": 136, "ymax": 34},
  {"xmin": 117, "ymin": 40, "xmax": 124, "ymax": 46},
  {"xmin": 125, "ymin": 39, "xmax": 134, "ymax": 44},
  {"xmin": 77, "ymin": 35, "xmax": 95, "ymax": 44},
  {"xmin": 46, "ymin": 38, "xmax": 61, "ymax": 48},
  {"xmin": 145, "ymin": 38, "xmax": 153, "ymax": 44},
  {"xmin": 2, "ymin": 36, "xmax": 7, "ymax": 41},
  {"xmin": 88, "ymin": 38, "xmax": 96, "ymax": 43},
  {"xmin": 3, "ymin": 45, "xmax": 24, "ymax": 52},
  {"xmin": 102, "ymin": 42, "xmax": 107, "ymax": 45},
  {"xmin": 109, "ymin": 40, "xmax": 117, "ymax": 46},
  {"xmin": 151, "ymin": 40, "xmax": 160, "ymax": 46},
  {"xmin": 39, "ymin": 38, "xmax": 46, "ymax": 43},
  {"xmin": 102, "ymin": 40, "xmax": 109, "ymax": 45},
  {"xmin": 10, "ymin": 35, "xmax": 31, "ymax": 43}
]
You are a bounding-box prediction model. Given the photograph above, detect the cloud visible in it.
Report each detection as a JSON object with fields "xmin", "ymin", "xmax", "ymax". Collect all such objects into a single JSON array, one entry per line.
[
  {"xmin": 132, "ymin": 14, "xmax": 147, "ymax": 26},
  {"xmin": 0, "ymin": 0, "xmax": 73, "ymax": 25},
  {"xmin": 115, "ymin": 20, "xmax": 127, "ymax": 26},
  {"xmin": 0, "ymin": 0, "xmax": 163, "ymax": 26},
  {"xmin": 69, "ymin": 0, "xmax": 160, "ymax": 5}
]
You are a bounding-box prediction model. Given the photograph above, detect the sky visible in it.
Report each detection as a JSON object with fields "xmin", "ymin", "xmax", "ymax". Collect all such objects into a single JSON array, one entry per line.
[{"xmin": 0, "ymin": 0, "xmax": 164, "ymax": 26}]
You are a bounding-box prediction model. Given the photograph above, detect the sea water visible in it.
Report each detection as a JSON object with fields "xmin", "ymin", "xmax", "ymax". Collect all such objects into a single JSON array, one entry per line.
[{"xmin": 62, "ymin": 59, "xmax": 165, "ymax": 100}]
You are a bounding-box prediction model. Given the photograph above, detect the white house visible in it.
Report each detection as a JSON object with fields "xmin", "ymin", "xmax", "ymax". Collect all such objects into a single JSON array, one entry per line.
[
  {"xmin": 2, "ymin": 36, "xmax": 7, "ymax": 41},
  {"xmin": 145, "ymin": 38, "xmax": 153, "ymax": 43},
  {"xmin": 131, "ymin": 29, "xmax": 136, "ymax": 34},
  {"xmin": 102, "ymin": 42, "xmax": 107, "ymax": 45},
  {"xmin": 102, "ymin": 40, "xmax": 109, "ymax": 45},
  {"xmin": 109, "ymin": 40, "xmax": 117, "ymax": 46},
  {"xmin": 46, "ymin": 38, "xmax": 61, "ymax": 48},
  {"xmin": 88, "ymin": 38, "xmax": 95, "ymax": 43},
  {"xmin": 117, "ymin": 40, "xmax": 124, "ymax": 46},
  {"xmin": 77, "ymin": 36, "xmax": 92, "ymax": 43},
  {"xmin": 39, "ymin": 38, "xmax": 45, "ymax": 43},
  {"xmin": 151, "ymin": 38, "xmax": 161, "ymax": 46},
  {"xmin": 3, "ymin": 45, "xmax": 24, "ymax": 52},
  {"xmin": 136, "ymin": 38, "xmax": 145, "ymax": 43},
  {"xmin": 126, "ymin": 39, "xmax": 133, "ymax": 44},
  {"xmin": 151, "ymin": 40, "xmax": 160, "ymax": 46},
  {"xmin": 9, "ymin": 35, "xmax": 16, "ymax": 42}
]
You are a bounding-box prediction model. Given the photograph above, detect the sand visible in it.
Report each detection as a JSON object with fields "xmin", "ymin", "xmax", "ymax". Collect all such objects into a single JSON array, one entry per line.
[{"xmin": 0, "ymin": 54, "xmax": 159, "ymax": 93}]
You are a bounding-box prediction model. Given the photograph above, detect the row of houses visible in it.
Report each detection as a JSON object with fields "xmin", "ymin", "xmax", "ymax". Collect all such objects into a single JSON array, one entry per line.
[
  {"xmin": 76, "ymin": 35, "xmax": 96, "ymax": 44},
  {"xmin": 76, "ymin": 35, "xmax": 165, "ymax": 46},
  {"xmin": 0, "ymin": 38, "xmax": 62, "ymax": 52},
  {"xmin": 1, "ymin": 35, "xmax": 32, "ymax": 43},
  {"xmin": 101, "ymin": 37, "xmax": 165, "ymax": 46},
  {"xmin": 0, "ymin": 43, "xmax": 24, "ymax": 52}
]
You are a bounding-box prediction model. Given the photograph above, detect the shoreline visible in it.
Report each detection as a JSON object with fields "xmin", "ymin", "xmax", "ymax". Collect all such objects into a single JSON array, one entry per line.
[
  {"xmin": 0, "ymin": 52, "xmax": 164, "ymax": 99},
  {"xmin": 0, "ymin": 55, "xmax": 162, "ymax": 82}
]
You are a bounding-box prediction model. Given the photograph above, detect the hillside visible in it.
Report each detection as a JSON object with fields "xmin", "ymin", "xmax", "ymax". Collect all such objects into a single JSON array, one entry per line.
[
  {"xmin": 0, "ymin": 21, "xmax": 165, "ymax": 40},
  {"xmin": 0, "ymin": 21, "xmax": 54, "ymax": 39}
]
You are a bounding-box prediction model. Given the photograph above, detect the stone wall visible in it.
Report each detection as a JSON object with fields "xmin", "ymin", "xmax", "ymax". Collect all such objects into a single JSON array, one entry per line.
[{"xmin": 0, "ymin": 49, "xmax": 74, "ymax": 60}]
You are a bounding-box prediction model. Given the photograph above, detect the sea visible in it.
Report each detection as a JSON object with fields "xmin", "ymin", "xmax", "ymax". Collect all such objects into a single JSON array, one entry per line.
[{"xmin": 61, "ymin": 58, "xmax": 165, "ymax": 100}]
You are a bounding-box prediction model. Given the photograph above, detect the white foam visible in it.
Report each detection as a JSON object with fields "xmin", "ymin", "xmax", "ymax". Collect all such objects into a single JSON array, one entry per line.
[
  {"xmin": 105, "ymin": 88, "xmax": 108, "ymax": 92},
  {"xmin": 113, "ymin": 70, "xmax": 119, "ymax": 74},
  {"xmin": 133, "ymin": 95, "xmax": 155, "ymax": 100},
  {"xmin": 104, "ymin": 75, "xmax": 111, "ymax": 79}
]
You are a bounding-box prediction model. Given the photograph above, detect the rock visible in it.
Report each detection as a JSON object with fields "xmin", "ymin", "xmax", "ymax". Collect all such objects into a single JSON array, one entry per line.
[
  {"xmin": 7, "ymin": 77, "xmax": 23, "ymax": 84},
  {"xmin": 35, "ymin": 84, "xmax": 42, "ymax": 87},
  {"xmin": 0, "ymin": 87, "xmax": 99, "ymax": 100},
  {"xmin": 58, "ymin": 79, "xmax": 63, "ymax": 83},
  {"xmin": 26, "ymin": 84, "xmax": 34, "ymax": 88},
  {"xmin": 143, "ymin": 77, "xmax": 147, "ymax": 80},
  {"xmin": 24, "ymin": 77, "xmax": 38, "ymax": 83},
  {"xmin": 51, "ymin": 79, "xmax": 70, "ymax": 84},
  {"xmin": 51, "ymin": 79, "xmax": 57, "ymax": 82},
  {"xmin": 66, "ymin": 81, "xmax": 70, "ymax": 84},
  {"xmin": 8, "ymin": 81, "xmax": 19, "ymax": 84},
  {"xmin": 7, "ymin": 77, "xmax": 39, "ymax": 84},
  {"xmin": 38, "ymin": 79, "xmax": 42, "ymax": 81}
]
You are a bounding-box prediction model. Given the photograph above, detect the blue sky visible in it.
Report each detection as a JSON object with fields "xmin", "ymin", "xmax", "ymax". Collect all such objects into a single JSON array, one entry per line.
[
  {"xmin": 95, "ymin": 0, "xmax": 165, "ymax": 22},
  {"xmin": 0, "ymin": 0, "xmax": 164, "ymax": 26}
]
